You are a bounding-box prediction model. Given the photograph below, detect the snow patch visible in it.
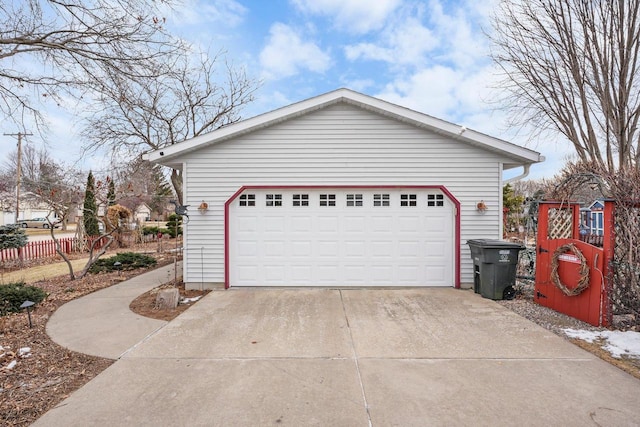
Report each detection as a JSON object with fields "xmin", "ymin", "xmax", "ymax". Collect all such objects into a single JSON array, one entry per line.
[
  {"xmin": 180, "ymin": 296, "xmax": 202, "ymax": 304},
  {"xmin": 563, "ymin": 328, "xmax": 640, "ymax": 359}
]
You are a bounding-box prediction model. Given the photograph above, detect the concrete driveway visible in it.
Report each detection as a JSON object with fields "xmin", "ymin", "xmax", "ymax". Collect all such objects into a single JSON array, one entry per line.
[{"xmin": 36, "ymin": 288, "xmax": 640, "ymax": 426}]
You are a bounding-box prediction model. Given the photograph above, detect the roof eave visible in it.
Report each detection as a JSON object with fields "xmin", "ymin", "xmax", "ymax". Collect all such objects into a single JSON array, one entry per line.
[{"xmin": 143, "ymin": 88, "xmax": 543, "ymax": 168}]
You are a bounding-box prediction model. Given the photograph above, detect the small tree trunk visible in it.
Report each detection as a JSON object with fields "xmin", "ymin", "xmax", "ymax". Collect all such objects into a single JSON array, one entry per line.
[
  {"xmin": 155, "ymin": 288, "xmax": 179, "ymax": 309},
  {"xmin": 170, "ymin": 169, "xmax": 183, "ymax": 206},
  {"xmin": 78, "ymin": 235, "xmax": 115, "ymax": 279}
]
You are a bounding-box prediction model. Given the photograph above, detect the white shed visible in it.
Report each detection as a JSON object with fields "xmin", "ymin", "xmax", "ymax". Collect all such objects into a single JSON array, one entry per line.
[{"xmin": 145, "ymin": 89, "xmax": 543, "ymax": 290}]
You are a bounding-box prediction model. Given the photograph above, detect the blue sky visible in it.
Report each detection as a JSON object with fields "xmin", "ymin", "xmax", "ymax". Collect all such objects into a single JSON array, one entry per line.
[{"xmin": 1, "ymin": 0, "xmax": 575, "ymax": 179}]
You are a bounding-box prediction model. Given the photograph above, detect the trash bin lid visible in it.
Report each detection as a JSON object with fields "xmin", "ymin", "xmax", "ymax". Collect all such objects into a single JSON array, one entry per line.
[{"xmin": 466, "ymin": 239, "xmax": 525, "ymax": 250}]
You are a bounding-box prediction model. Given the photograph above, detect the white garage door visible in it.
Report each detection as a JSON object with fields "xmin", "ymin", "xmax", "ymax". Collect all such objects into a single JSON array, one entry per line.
[{"xmin": 228, "ymin": 188, "xmax": 455, "ymax": 287}]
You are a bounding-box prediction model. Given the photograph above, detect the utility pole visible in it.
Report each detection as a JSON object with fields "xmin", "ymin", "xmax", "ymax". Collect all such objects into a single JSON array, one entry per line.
[{"xmin": 4, "ymin": 132, "xmax": 32, "ymax": 223}]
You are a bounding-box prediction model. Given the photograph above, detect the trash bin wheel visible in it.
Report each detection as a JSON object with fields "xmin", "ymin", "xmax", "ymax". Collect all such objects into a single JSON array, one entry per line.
[{"xmin": 502, "ymin": 285, "xmax": 516, "ymax": 300}]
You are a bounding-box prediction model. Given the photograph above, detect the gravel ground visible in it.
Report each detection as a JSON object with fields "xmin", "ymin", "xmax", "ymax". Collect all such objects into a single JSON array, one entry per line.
[{"xmin": 497, "ymin": 280, "xmax": 600, "ymax": 335}]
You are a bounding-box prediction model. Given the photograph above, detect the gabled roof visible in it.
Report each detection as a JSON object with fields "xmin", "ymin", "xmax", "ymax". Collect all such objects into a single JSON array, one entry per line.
[
  {"xmin": 588, "ymin": 199, "xmax": 605, "ymax": 210},
  {"xmin": 143, "ymin": 88, "xmax": 544, "ymax": 170}
]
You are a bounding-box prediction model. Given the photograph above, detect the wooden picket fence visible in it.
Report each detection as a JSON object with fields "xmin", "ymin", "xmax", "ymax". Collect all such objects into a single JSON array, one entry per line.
[{"xmin": 0, "ymin": 237, "xmax": 109, "ymax": 263}]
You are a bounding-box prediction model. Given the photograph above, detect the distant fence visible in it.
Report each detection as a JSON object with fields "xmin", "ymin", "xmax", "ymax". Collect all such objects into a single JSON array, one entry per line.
[
  {"xmin": 0, "ymin": 237, "xmax": 79, "ymax": 263},
  {"xmin": 578, "ymin": 233, "xmax": 604, "ymax": 247},
  {"xmin": 1, "ymin": 233, "xmax": 166, "ymax": 264},
  {"xmin": 0, "ymin": 236, "xmax": 111, "ymax": 263}
]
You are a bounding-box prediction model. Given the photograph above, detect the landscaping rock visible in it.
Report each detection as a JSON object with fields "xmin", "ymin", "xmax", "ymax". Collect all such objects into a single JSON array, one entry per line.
[{"xmin": 155, "ymin": 288, "xmax": 179, "ymax": 309}]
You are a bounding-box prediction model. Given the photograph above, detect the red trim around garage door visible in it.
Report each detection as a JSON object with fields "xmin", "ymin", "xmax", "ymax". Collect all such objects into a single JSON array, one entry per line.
[{"xmin": 224, "ymin": 185, "xmax": 461, "ymax": 289}]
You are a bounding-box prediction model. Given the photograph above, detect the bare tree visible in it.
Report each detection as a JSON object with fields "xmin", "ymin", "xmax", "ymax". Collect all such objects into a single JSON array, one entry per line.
[
  {"xmin": 113, "ymin": 158, "xmax": 174, "ymax": 218},
  {"xmin": 0, "ymin": 0, "xmax": 181, "ymax": 131},
  {"xmin": 490, "ymin": 0, "xmax": 640, "ymax": 173},
  {"xmin": 53, "ymin": 204, "xmax": 124, "ymax": 281},
  {"xmin": 1, "ymin": 145, "xmax": 84, "ymax": 229},
  {"xmin": 81, "ymin": 51, "xmax": 259, "ymax": 203},
  {"xmin": 0, "ymin": 171, "xmax": 13, "ymax": 211}
]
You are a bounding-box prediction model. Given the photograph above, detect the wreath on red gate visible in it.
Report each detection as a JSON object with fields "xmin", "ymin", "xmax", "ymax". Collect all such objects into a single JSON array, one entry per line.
[{"xmin": 550, "ymin": 243, "xmax": 590, "ymax": 296}]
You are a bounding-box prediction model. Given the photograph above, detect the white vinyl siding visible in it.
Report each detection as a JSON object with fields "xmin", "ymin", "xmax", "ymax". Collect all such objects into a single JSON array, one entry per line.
[{"xmin": 179, "ymin": 103, "xmax": 506, "ymax": 288}]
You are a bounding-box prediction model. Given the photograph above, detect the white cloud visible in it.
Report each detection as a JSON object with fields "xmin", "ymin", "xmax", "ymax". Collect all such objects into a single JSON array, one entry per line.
[
  {"xmin": 291, "ymin": 0, "xmax": 402, "ymax": 33},
  {"xmin": 259, "ymin": 23, "xmax": 332, "ymax": 80},
  {"xmin": 169, "ymin": 0, "xmax": 248, "ymax": 27},
  {"xmin": 344, "ymin": 16, "xmax": 437, "ymax": 66},
  {"xmin": 246, "ymin": 89, "xmax": 294, "ymax": 118},
  {"xmin": 425, "ymin": 0, "xmax": 489, "ymax": 69},
  {"xmin": 342, "ymin": 78, "xmax": 376, "ymax": 92},
  {"xmin": 345, "ymin": 43, "xmax": 392, "ymax": 63},
  {"xmin": 346, "ymin": 0, "xmax": 501, "ymax": 126},
  {"xmin": 376, "ymin": 66, "xmax": 465, "ymax": 119},
  {"xmin": 375, "ymin": 62, "xmax": 521, "ymax": 138},
  {"xmin": 341, "ymin": 0, "xmax": 490, "ymax": 72}
]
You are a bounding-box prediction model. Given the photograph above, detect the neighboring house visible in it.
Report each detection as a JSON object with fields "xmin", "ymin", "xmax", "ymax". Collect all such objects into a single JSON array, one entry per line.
[
  {"xmin": 145, "ymin": 89, "xmax": 543, "ymax": 290},
  {"xmin": 1, "ymin": 210, "xmax": 13, "ymax": 226},
  {"xmin": 134, "ymin": 203, "xmax": 151, "ymax": 224},
  {"xmin": 580, "ymin": 199, "xmax": 605, "ymax": 236},
  {"xmin": 0, "ymin": 192, "xmax": 60, "ymax": 226}
]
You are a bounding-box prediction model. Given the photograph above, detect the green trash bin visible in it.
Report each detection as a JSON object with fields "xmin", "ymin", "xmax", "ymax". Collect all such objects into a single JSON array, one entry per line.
[{"xmin": 467, "ymin": 239, "xmax": 525, "ymax": 300}]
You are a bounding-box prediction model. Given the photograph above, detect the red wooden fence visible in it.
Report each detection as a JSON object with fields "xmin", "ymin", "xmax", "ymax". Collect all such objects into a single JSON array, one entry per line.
[
  {"xmin": 0, "ymin": 237, "xmax": 107, "ymax": 262},
  {"xmin": 1, "ymin": 237, "xmax": 80, "ymax": 262},
  {"xmin": 1, "ymin": 235, "xmax": 151, "ymax": 263},
  {"xmin": 534, "ymin": 201, "xmax": 615, "ymax": 327}
]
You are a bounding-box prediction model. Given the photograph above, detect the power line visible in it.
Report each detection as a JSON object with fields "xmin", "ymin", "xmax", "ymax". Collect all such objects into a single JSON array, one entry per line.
[{"xmin": 4, "ymin": 132, "xmax": 33, "ymax": 223}]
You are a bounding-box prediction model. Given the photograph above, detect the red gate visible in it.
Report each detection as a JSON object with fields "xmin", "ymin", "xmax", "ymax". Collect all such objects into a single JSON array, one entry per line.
[{"xmin": 534, "ymin": 201, "xmax": 615, "ymax": 327}]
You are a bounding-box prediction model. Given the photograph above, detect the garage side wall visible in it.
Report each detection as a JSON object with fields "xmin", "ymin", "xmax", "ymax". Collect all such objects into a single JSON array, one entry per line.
[{"xmin": 179, "ymin": 103, "xmax": 508, "ymax": 288}]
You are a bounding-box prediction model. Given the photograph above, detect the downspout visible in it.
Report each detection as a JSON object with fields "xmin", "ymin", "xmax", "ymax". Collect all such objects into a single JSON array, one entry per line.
[{"xmin": 504, "ymin": 164, "xmax": 531, "ymax": 184}]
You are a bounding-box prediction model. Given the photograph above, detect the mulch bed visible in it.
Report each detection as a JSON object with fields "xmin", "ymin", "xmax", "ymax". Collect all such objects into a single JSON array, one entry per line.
[
  {"xmin": 0, "ymin": 250, "xmax": 179, "ymax": 427},
  {"xmin": 129, "ymin": 282, "xmax": 210, "ymax": 321}
]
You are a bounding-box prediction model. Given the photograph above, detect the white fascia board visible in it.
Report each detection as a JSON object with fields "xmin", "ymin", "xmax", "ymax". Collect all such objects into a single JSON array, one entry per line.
[{"xmin": 143, "ymin": 88, "xmax": 543, "ymax": 168}]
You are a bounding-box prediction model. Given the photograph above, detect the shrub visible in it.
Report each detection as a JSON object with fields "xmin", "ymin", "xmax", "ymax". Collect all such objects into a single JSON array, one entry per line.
[
  {"xmin": 88, "ymin": 252, "xmax": 157, "ymax": 274},
  {"xmin": 142, "ymin": 226, "xmax": 159, "ymax": 236},
  {"xmin": 141, "ymin": 226, "xmax": 170, "ymax": 238},
  {"xmin": 0, "ymin": 282, "xmax": 47, "ymax": 316},
  {"xmin": 165, "ymin": 214, "xmax": 183, "ymax": 238},
  {"xmin": 0, "ymin": 224, "xmax": 28, "ymax": 250}
]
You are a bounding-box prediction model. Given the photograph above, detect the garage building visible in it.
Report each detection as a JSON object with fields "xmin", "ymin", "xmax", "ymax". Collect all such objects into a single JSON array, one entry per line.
[{"xmin": 144, "ymin": 89, "xmax": 543, "ymax": 289}]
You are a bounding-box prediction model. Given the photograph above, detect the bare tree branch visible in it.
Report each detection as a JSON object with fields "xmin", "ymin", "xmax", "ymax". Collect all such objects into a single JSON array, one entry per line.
[
  {"xmin": 81, "ymin": 50, "xmax": 259, "ymax": 203},
  {"xmin": 490, "ymin": 0, "xmax": 640, "ymax": 173},
  {"xmin": 0, "ymin": 0, "xmax": 182, "ymax": 131}
]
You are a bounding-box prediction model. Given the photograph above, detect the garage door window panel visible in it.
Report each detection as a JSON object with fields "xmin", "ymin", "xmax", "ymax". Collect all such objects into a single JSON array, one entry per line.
[
  {"xmin": 293, "ymin": 194, "xmax": 309, "ymax": 206},
  {"xmin": 427, "ymin": 194, "xmax": 444, "ymax": 207},
  {"xmin": 374, "ymin": 194, "xmax": 390, "ymax": 206},
  {"xmin": 346, "ymin": 194, "xmax": 363, "ymax": 207},
  {"xmin": 239, "ymin": 194, "xmax": 255, "ymax": 206},
  {"xmin": 320, "ymin": 194, "xmax": 336, "ymax": 206},
  {"xmin": 401, "ymin": 194, "xmax": 417, "ymax": 207},
  {"xmin": 266, "ymin": 194, "xmax": 282, "ymax": 207}
]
